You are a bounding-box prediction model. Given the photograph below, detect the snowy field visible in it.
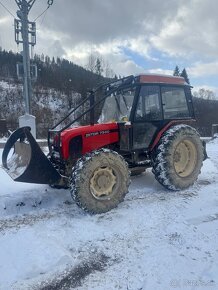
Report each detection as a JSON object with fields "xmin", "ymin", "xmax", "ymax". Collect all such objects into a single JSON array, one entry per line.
[{"xmin": 0, "ymin": 139, "xmax": 218, "ymax": 290}]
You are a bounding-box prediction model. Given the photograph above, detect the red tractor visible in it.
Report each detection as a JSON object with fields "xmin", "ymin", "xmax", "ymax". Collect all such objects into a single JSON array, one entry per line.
[{"xmin": 2, "ymin": 74, "xmax": 206, "ymax": 213}]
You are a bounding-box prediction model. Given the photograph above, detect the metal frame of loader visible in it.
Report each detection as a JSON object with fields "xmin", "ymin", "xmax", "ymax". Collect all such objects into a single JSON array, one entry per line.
[{"xmin": 47, "ymin": 75, "xmax": 136, "ymax": 154}]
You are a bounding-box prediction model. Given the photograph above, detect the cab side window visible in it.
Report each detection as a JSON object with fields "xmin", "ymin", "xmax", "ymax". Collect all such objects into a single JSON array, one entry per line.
[
  {"xmin": 161, "ymin": 87, "xmax": 189, "ymax": 119},
  {"xmin": 135, "ymin": 86, "xmax": 162, "ymax": 121}
]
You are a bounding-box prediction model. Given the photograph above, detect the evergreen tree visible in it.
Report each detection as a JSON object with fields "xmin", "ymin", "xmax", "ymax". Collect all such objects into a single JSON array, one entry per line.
[
  {"xmin": 0, "ymin": 48, "xmax": 106, "ymax": 95},
  {"xmin": 56, "ymin": 57, "xmax": 61, "ymax": 66},
  {"xmin": 173, "ymin": 65, "xmax": 180, "ymax": 76},
  {"xmin": 180, "ymin": 68, "xmax": 190, "ymax": 84},
  {"xmin": 95, "ymin": 58, "xmax": 103, "ymax": 76},
  {"xmin": 51, "ymin": 57, "xmax": 55, "ymax": 66},
  {"xmin": 41, "ymin": 53, "xmax": 44, "ymax": 62}
]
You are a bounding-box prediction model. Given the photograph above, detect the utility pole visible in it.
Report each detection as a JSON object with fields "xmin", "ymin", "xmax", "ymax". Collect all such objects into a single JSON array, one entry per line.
[{"xmin": 14, "ymin": 0, "xmax": 36, "ymax": 137}]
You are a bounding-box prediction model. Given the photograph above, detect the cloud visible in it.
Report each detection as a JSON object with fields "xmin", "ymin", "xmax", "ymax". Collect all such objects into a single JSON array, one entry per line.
[
  {"xmin": 30, "ymin": 0, "xmax": 181, "ymax": 68},
  {"xmin": 1, "ymin": 0, "xmax": 218, "ymax": 82},
  {"xmin": 40, "ymin": 0, "xmax": 181, "ymax": 45},
  {"xmin": 58, "ymin": 40, "xmax": 146, "ymax": 76},
  {"xmin": 146, "ymin": 68, "xmax": 173, "ymax": 75},
  {"xmin": 0, "ymin": 15, "xmax": 14, "ymax": 49},
  {"xmin": 187, "ymin": 61, "xmax": 218, "ymax": 78},
  {"xmin": 150, "ymin": 0, "xmax": 218, "ymax": 59},
  {"xmin": 105, "ymin": 54, "xmax": 145, "ymax": 76},
  {"xmin": 0, "ymin": 16, "xmax": 10, "ymax": 25}
]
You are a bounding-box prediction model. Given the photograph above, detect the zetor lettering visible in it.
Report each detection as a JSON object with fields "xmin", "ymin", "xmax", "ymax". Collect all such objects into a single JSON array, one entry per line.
[{"xmin": 85, "ymin": 130, "xmax": 110, "ymax": 138}]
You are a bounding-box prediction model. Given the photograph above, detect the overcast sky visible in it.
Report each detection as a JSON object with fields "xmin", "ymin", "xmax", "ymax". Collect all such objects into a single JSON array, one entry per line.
[{"xmin": 0, "ymin": 0, "xmax": 218, "ymax": 95}]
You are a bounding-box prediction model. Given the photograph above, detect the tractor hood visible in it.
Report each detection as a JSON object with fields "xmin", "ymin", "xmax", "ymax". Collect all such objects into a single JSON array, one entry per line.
[{"xmin": 60, "ymin": 123, "xmax": 119, "ymax": 160}]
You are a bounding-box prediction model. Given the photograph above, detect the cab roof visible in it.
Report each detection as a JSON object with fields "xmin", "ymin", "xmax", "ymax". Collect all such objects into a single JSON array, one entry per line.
[{"xmin": 137, "ymin": 74, "xmax": 186, "ymax": 85}]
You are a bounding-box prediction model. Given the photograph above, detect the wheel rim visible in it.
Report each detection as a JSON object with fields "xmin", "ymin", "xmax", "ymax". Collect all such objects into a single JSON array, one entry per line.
[
  {"xmin": 174, "ymin": 140, "xmax": 197, "ymax": 177},
  {"xmin": 90, "ymin": 166, "xmax": 117, "ymax": 199}
]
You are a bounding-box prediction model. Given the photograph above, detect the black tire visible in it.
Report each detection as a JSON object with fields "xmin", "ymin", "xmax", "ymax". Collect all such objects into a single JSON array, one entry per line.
[
  {"xmin": 152, "ymin": 125, "xmax": 204, "ymax": 190},
  {"xmin": 70, "ymin": 149, "xmax": 130, "ymax": 214}
]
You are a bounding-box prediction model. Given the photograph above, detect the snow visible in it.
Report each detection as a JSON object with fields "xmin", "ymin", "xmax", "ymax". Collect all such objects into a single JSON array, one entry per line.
[
  {"xmin": 0, "ymin": 80, "xmax": 17, "ymax": 90},
  {"xmin": 6, "ymin": 153, "xmax": 26, "ymax": 179},
  {"xmin": 0, "ymin": 80, "xmax": 82, "ymax": 137},
  {"xmin": 0, "ymin": 137, "xmax": 7, "ymax": 143},
  {"xmin": 0, "ymin": 139, "xmax": 218, "ymax": 290}
]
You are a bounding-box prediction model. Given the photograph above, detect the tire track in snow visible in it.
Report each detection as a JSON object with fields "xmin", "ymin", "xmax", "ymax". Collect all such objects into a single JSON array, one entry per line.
[
  {"xmin": 0, "ymin": 188, "xmax": 200, "ymax": 233},
  {"xmin": 34, "ymin": 253, "xmax": 111, "ymax": 290},
  {"xmin": 187, "ymin": 213, "xmax": 218, "ymax": 225},
  {"xmin": 0, "ymin": 210, "xmax": 61, "ymax": 233},
  {"xmin": 0, "ymin": 206, "xmax": 83, "ymax": 233}
]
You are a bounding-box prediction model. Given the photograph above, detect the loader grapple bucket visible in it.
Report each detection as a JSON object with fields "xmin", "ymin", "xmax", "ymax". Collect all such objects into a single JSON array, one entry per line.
[{"xmin": 2, "ymin": 127, "xmax": 62, "ymax": 184}]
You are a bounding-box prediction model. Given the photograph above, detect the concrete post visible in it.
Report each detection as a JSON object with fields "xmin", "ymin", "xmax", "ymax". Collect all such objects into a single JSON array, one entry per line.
[{"xmin": 19, "ymin": 114, "xmax": 36, "ymax": 138}]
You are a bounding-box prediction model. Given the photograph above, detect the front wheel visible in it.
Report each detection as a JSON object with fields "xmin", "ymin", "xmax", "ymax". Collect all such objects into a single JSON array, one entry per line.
[
  {"xmin": 70, "ymin": 149, "xmax": 130, "ymax": 214},
  {"xmin": 152, "ymin": 125, "xmax": 204, "ymax": 190}
]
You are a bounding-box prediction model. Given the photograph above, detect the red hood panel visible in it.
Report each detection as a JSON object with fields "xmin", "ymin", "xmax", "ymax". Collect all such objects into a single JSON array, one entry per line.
[{"xmin": 61, "ymin": 123, "xmax": 119, "ymax": 160}]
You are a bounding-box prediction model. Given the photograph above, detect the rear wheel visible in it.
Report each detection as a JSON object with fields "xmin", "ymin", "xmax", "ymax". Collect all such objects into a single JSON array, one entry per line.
[
  {"xmin": 70, "ymin": 149, "xmax": 130, "ymax": 214},
  {"xmin": 152, "ymin": 125, "xmax": 204, "ymax": 190}
]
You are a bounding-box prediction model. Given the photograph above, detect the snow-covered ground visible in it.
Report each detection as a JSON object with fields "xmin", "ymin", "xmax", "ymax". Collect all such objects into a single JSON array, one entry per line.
[{"xmin": 0, "ymin": 139, "xmax": 218, "ymax": 290}]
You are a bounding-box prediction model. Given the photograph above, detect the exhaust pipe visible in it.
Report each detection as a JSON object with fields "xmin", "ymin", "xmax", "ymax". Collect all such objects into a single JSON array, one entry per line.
[{"xmin": 2, "ymin": 127, "xmax": 63, "ymax": 185}]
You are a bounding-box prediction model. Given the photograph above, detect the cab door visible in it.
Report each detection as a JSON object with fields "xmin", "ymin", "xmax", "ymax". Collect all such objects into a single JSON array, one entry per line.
[{"xmin": 131, "ymin": 85, "xmax": 163, "ymax": 150}]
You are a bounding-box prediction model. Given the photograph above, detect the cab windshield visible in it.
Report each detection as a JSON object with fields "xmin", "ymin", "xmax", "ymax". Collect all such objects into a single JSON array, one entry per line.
[{"xmin": 98, "ymin": 87, "xmax": 136, "ymax": 123}]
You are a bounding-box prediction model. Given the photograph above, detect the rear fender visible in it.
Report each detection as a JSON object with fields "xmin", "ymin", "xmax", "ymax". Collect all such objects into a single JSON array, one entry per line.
[{"xmin": 150, "ymin": 120, "xmax": 195, "ymax": 151}]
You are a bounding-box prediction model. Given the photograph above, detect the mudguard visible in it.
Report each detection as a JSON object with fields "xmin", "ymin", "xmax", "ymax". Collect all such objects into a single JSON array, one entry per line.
[{"xmin": 2, "ymin": 127, "xmax": 62, "ymax": 184}]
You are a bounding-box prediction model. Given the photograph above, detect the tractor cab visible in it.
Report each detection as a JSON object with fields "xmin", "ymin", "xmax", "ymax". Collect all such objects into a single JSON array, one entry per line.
[
  {"xmin": 98, "ymin": 74, "xmax": 194, "ymax": 151},
  {"xmin": 99, "ymin": 74, "xmax": 193, "ymax": 124}
]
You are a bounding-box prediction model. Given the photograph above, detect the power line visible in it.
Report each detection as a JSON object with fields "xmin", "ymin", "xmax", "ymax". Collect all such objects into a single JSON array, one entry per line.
[
  {"xmin": 0, "ymin": 0, "xmax": 16, "ymax": 18},
  {"xmin": 40, "ymin": 8, "xmax": 48, "ymax": 26},
  {"xmin": 34, "ymin": 6, "xmax": 49, "ymax": 22},
  {"xmin": 34, "ymin": 0, "xmax": 54, "ymax": 22}
]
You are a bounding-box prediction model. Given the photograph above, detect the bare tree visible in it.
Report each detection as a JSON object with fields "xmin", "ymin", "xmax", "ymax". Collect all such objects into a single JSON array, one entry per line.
[
  {"xmin": 87, "ymin": 53, "xmax": 96, "ymax": 73},
  {"xmin": 193, "ymin": 88, "xmax": 215, "ymax": 100}
]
